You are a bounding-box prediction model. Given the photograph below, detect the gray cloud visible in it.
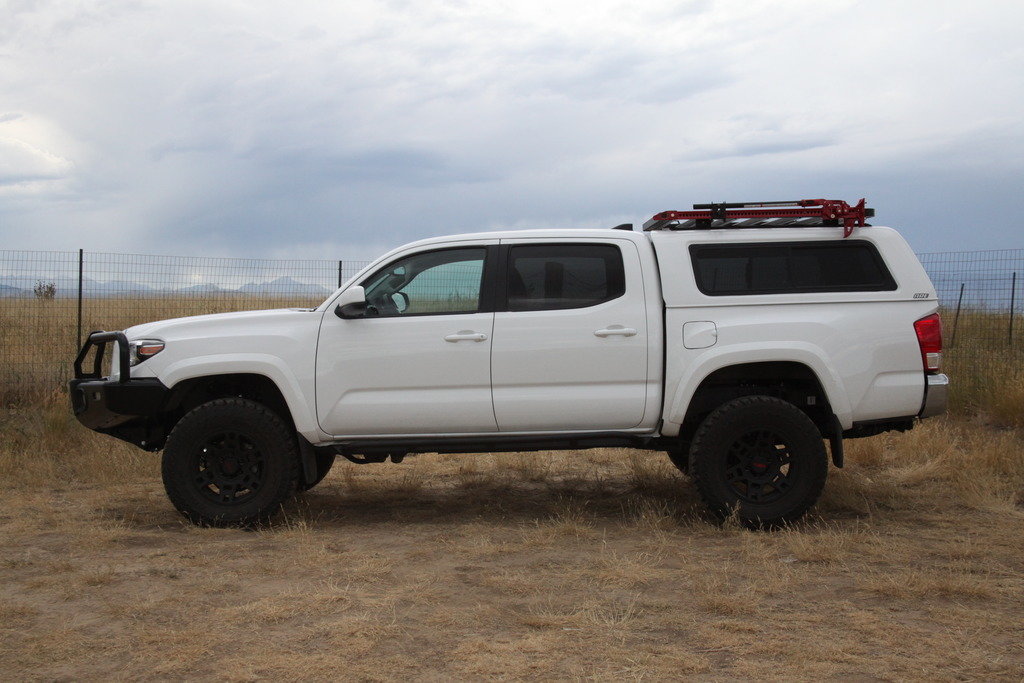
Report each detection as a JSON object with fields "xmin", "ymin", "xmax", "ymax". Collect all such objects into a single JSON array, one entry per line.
[
  {"xmin": 252, "ymin": 147, "xmax": 500, "ymax": 187},
  {"xmin": 0, "ymin": 0, "xmax": 1022, "ymax": 257},
  {"xmin": 678, "ymin": 137, "xmax": 836, "ymax": 162}
]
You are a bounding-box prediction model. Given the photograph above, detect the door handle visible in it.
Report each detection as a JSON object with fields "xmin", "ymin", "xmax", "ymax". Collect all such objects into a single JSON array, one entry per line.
[
  {"xmin": 444, "ymin": 331, "xmax": 488, "ymax": 342},
  {"xmin": 594, "ymin": 326, "xmax": 637, "ymax": 338}
]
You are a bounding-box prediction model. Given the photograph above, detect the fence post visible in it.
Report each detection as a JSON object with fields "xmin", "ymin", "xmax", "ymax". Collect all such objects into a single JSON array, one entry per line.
[
  {"xmin": 951, "ymin": 283, "xmax": 965, "ymax": 348},
  {"xmin": 1010, "ymin": 272, "xmax": 1018, "ymax": 346},
  {"xmin": 337, "ymin": 260, "xmax": 344, "ymax": 289},
  {"xmin": 77, "ymin": 248, "xmax": 84, "ymax": 349}
]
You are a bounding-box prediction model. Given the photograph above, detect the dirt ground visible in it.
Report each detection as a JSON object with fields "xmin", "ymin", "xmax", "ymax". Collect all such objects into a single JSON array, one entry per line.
[{"xmin": 2, "ymin": 416, "xmax": 1023, "ymax": 681}]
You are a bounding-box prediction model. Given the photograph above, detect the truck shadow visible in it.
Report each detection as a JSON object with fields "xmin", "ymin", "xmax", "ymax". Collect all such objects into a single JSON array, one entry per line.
[
  {"xmin": 280, "ymin": 467, "xmax": 708, "ymax": 529},
  {"xmin": 95, "ymin": 455, "xmax": 876, "ymax": 533}
]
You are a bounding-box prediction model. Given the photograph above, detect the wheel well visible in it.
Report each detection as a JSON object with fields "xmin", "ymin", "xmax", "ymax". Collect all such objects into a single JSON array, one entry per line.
[
  {"xmin": 165, "ymin": 374, "xmax": 295, "ymax": 433},
  {"xmin": 678, "ymin": 362, "xmax": 833, "ymax": 443}
]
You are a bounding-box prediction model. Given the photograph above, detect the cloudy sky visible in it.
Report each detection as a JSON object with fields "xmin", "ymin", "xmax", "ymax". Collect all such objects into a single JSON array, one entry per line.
[{"xmin": 1, "ymin": 0, "xmax": 1022, "ymax": 259}]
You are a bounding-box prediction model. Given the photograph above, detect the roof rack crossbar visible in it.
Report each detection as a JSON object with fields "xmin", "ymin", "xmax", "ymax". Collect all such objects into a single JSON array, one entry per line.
[{"xmin": 643, "ymin": 198, "xmax": 873, "ymax": 237}]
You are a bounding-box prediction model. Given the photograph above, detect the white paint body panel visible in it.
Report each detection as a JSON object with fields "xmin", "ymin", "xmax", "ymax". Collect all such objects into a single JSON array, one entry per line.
[
  {"xmin": 124, "ymin": 309, "xmax": 325, "ymax": 442},
  {"xmin": 650, "ymin": 226, "xmax": 937, "ymax": 433},
  {"xmin": 490, "ymin": 237, "xmax": 653, "ymax": 431},
  {"xmin": 314, "ymin": 237, "xmax": 499, "ymax": 437},
  {"xmin": 316, "ymin": 311, "xmax": 497, "ymax": 435},
  {"xmin": 122, "ymin": 224, "xmax": 938, "ymax": 446}
]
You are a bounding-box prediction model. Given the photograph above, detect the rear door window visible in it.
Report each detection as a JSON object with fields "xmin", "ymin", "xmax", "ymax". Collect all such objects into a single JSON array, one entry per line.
[{"xmin": 506, "ymin": 244, "xmax": 625, "ymax": 311}]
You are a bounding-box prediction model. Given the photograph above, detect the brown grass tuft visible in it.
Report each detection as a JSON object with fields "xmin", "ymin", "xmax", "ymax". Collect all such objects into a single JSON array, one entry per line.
[{"xmin": 857, "ymin": 569, "xmax": 998, "ymax": 600}]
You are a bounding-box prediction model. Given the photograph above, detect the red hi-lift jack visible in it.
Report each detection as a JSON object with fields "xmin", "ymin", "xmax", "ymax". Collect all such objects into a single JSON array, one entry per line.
[{"xmin": 643, "ymin": 198, "xmax": 873, "ymax": 237}]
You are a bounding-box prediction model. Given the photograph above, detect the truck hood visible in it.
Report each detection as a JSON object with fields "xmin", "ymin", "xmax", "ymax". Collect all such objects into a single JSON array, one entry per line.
[
  {"xmin": 120, "ymin": 306, "xmax": 325, "ymax": 395},
  {"xmin": 124, "ymin": 308, "xmax": 318, "ymax": 342}
]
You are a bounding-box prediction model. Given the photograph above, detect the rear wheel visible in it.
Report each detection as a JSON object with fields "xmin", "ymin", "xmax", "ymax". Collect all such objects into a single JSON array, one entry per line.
[
  {"xmin": 162, "ymin": 398, "xmax": 299, "ymax": 526},
  {"xmin": 689, "ymin": 395, "xmax": 827, "ymax": 529}
]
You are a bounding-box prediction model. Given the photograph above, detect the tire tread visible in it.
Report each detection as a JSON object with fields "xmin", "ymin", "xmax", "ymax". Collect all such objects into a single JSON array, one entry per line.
[
  {"xmin": 688, "ymin": 395, "xmax": 827, "ymax": 528},
  {"xmin": 162, "ymin": 397, "xmax": 299, "ymax": 526}
]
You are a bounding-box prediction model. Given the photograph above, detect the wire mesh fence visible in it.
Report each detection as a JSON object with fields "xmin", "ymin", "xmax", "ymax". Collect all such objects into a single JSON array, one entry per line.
[
  {"xmin": 0, "ymin": 250, "xmax": 369, "ymax": 405},
  {"xmin": 1, "ymin": 247, "xmax": 1021, "ymax": 407},
  {"xmin": 918, "ymin": 249, "xmax": 1022, "ymax": 349}
]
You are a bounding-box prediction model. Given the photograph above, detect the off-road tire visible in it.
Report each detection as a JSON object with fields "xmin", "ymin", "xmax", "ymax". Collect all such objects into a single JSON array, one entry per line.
[
  {"xmin": 689, "ymin": 395, "xmax": 827, "ymax": 529},
  {"xmin": 298, "ymin": 451, "xmax": 337, "ymax": 492},
  {"xmin": 162, "ymin": 398, "xmax": 299, "ymax": 527}
]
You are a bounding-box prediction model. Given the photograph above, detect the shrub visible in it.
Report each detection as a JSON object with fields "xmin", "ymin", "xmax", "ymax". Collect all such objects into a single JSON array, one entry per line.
[{"xmin": 33, "ymin": 281, "xmax": 56, "ymax": 300}]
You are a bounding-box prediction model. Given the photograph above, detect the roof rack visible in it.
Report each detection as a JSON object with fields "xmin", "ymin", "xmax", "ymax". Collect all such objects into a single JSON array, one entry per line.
[{"xmin": 642, "ymin": 198, "xmax": 873, "ymax": 238}]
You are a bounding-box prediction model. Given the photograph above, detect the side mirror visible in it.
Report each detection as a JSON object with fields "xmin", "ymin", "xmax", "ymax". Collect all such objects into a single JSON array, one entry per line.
[{"xmin": 334, "ymin": 286, "xmax": 367, "ymax": 319}]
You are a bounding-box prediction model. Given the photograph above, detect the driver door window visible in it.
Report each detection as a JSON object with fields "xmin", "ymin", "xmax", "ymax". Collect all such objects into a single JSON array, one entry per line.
[{"xmin": 362, "ymin": 248, "xmax": 486, "ymax": 316}]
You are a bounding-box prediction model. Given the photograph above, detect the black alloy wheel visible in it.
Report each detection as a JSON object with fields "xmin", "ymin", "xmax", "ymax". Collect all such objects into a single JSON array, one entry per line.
[
  {"xmin": 689, "ymin": 395, "xmax": 827, "ymax": 528},
  {"xmin": 192, "ymin": 431, "xmax": 267, "ymax": 505},
  {"xmin": 723, "ymin": 428, "xmax": 796, "ymax": 504}
]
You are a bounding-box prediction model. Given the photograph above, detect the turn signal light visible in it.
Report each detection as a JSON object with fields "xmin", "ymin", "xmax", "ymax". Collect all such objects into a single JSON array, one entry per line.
[{"xmin": 129, "ymin": 339, "xmax": 165, "ymax": 366}]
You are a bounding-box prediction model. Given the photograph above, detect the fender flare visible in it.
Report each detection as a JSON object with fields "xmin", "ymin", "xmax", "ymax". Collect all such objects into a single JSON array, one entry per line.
[
  {"xmin": 158, "ymin": 354, "xmax": 323, "ymax": 441},
  {"xmin": 663, "ymin": 343, "xmax": 853, "ymax": 433}
]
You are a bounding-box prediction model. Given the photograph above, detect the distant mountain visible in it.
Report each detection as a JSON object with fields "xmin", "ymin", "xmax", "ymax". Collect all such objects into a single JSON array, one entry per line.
[
  {"xmin": 178, "ymin": 283, "xmax": 230, "ymax": 293},
  {"xmin": 0, "ymin": 273, "xmax": 332, "ymax": 297},
  {"xmin": 238, "ymin": 276, "xmax": 330, "ymax": 297},
  {"xmin": 88, "ymin": 280, "xmax": 156, "ymax": 295},
  {"xmin": 0, "ymin": 275, "xmax": 99, "ymax": 297}
]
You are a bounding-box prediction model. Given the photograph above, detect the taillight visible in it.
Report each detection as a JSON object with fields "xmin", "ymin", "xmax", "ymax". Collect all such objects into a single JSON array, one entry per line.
[{"xmin": 914, "ymin": 314, "xmax": 942, "ymax": 373}]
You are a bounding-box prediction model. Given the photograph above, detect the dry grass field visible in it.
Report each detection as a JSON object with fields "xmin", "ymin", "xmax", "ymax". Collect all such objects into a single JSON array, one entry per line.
[
  {"xmin": 2, "ymin": 297, "xmax": 1023, "ymax": 679},
  {"xmin": 1, "ymin": 397, "xmax": 1023, "ymax": 680}
]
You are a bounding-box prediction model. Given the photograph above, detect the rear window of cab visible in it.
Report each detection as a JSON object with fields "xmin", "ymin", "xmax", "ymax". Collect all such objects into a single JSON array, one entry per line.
[{"xmin": 689, "ymin": 240, "xmax": 897, "ymax": 296}]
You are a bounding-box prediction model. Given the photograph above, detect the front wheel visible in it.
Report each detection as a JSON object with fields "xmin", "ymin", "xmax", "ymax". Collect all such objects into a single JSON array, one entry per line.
[
  {"xmin": 162, "ymin": 398, "xmax": 299, "ymax": 526},
  {"xmin": 689, "ymin": 396, "xmax": 827, "ymax": 529}
]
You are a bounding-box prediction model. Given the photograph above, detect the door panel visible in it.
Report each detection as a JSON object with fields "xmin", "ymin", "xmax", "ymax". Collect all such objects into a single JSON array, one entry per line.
[
  {"xmin": 316, "ymin": 243, "xmax": 498, "ymax": 436},
  {"xmin": 491, "ymin": 240, "xmax": 648, "ymax": 431},
  {"xmin": 317, "ymin": 313, "xmax": 496, "ymax": 435}
]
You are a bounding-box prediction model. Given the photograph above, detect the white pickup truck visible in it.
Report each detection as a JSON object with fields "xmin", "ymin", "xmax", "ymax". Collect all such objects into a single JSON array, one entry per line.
[{"xmin": 70, "ymin": 199, "xmax": 948, "ymax": 528}]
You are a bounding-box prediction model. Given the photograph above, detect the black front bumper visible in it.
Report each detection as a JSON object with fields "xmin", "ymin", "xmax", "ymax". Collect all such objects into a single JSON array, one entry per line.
[
  {"xmin": 69, "ymin": 376, "xmax": 169, "ymax": 430},
  {"xmin": 70, "ymin": 330, "xmax": 171, "ymax": 451}
]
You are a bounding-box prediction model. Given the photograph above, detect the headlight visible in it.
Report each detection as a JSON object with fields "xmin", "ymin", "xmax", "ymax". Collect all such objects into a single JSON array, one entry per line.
[{"xmin": 129, "ymin": 339, "xmax": 165, "ymax": 366}]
